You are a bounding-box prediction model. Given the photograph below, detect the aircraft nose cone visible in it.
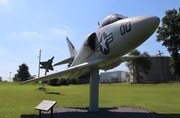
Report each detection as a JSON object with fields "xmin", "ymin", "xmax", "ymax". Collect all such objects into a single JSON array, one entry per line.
[
  {"xmin": 123, "ymin": 16, "xmax": 160, "ymax": 47},
  {"xmin": 136, "ymin": 16, "xmax": 160, "ymax": 32}
]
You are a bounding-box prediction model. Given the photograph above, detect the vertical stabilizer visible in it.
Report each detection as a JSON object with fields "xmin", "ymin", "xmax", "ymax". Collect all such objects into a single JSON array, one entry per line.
[{"xmin": 66, "ymin": 37, "xmax": 77, "ymax": 57}]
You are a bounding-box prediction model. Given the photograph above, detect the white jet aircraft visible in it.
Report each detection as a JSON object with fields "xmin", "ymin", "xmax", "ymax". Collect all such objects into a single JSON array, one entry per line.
[{"xmin": 21, "ymin": 14, "xmax": 160, "ymax": 84}]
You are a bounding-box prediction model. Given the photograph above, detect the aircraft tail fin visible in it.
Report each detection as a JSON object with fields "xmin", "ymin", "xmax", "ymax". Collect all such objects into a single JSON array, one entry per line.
[
  {"xmin": 66, "ymin": 37, "xmax": 77, "ymax": 57},
  {"xmin": 53, "ymin": 38, "xmax": 76, "ymax": 67}
]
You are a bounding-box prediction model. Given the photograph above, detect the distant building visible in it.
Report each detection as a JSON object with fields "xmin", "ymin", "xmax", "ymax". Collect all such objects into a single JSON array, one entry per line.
[
  {"xmin": 142, "ymin": 56, "xmax": 176, "ymax": 81},
  {"xmin": 100, "ymin": 71, "xmax": 132, "ymax": 83}
]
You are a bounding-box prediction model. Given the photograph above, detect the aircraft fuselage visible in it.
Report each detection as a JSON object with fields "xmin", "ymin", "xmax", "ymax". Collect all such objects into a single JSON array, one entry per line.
[{"xmin": 71, "ymin": 15, "xmax": 160, "ymax": 70}]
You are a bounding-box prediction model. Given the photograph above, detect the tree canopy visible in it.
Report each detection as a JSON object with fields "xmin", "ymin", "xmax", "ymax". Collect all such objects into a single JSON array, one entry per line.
[
  {"xmin": 13, "ymin": 63, "xmax": 31, "ymax": 81},
  {"xmin": 156, "ymin": 8, "xmax": 180, "ymax": 53},
  {"xmin": 156, "ymin": 8, "xmax": 180, "ymax": 81},
  {"xmin": 125, "ymin": 49, "xmax": 152, "ymax": 83}
]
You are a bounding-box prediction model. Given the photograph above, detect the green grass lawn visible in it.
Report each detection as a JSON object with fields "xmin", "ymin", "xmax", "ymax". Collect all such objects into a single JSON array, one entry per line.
[{"xmin": 0, "ymin": 82, "xmax": 180, "ymax": 118}]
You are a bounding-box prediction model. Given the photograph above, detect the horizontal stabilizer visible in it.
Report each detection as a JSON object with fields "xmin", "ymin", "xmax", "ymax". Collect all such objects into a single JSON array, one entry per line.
[
  {"xmin": 120, "ymin": 55, "xmax": 144, "ymax": 62},
  {"xmin": 53, "ymin": 57, "xmax": 74, "ymax": 66}
]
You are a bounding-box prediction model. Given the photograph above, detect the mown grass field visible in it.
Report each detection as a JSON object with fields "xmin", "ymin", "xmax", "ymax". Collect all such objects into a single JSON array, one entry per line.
[{"xmin": 0, "ymin": 82, "xmax": 180, "ymax": 118}]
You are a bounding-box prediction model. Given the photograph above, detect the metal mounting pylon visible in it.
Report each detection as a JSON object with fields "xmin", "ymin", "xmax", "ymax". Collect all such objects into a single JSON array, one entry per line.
[{"xmin": 89, "ymin": 69, "xmax": 99, "ymax": 112}]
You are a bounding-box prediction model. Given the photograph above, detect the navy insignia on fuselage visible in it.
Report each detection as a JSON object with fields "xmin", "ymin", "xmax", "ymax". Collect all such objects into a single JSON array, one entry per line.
[{"xmin": 96, "ymin": 32, "xmax": 113, "ymax": 54}]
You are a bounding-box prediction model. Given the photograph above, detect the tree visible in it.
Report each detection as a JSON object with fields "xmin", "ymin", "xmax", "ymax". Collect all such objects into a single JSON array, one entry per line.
[
  {"xmin": 0, "ymin": 76, "xmax": 2, "ymax": 81},
  {"xmin": 48, "ymin": 78, "xmax": 61, "ymax": 86},
  {"xmin": 125, "ymin": 49, "xmax": 152, "ymax": 83},
  {"xmin": 13, "ymin": 63, "xmax": 31, "ymax": 81},
  {"xmin": 125, "ymin": 72, "xmax": 131, "ymax": 82},
  {"xmin": 156, "ymin": 8, "xmax": 180, "ymax": 81}
]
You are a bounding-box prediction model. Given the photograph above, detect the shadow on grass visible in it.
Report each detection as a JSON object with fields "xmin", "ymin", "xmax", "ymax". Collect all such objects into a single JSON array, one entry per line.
[
  {"xmin": 21, "ymin": 114, "xmax": 38, "ymax": 118},
  {"xmin": 45, "ymin": 91, "xmax": 64, "ymax": 95},
  {"xmin": 160, "ymin": 114, "xmax": 180, "ymax": 118},
  {"xmin": 130, "ymin": 81, "xmax": 178, "ymax": 85}
]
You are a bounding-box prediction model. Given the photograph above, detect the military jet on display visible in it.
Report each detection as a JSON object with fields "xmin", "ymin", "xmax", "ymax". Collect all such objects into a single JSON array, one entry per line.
[
  {"xmin": 21, "ymin": 14, "xmax": 160, "ymax": 84},
  {"xmin": 40, "ymin": 56, "xmax": 54, "ymax": 75}
]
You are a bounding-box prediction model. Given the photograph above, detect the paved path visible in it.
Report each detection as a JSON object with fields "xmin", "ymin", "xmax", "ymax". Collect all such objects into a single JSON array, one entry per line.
[{"xmin": 40, "ymin": 107, "xmax": 163, "ymax": 118}]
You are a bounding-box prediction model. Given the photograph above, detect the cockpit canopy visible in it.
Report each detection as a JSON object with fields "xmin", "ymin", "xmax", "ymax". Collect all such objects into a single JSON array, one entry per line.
[{"xmin": 98, "ymin": 14, "xmax": 126, "ymax": 29}]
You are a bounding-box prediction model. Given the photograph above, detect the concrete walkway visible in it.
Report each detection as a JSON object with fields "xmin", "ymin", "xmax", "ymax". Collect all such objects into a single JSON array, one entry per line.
[{"xmin": 40, "ymin": 107, "xmax": 163, "ymax": 118}]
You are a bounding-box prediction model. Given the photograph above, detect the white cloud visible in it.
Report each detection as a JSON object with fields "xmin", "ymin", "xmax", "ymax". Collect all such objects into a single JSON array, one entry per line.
[
  {"xmin": 51, "ymin": 28, "xmax": 68, "ymax": 36},
  {"xmin": 0, "ymin": 0, "xmax": 10, "ymax": 12},
  {"xmin": 20, "ymin": 31, "xmax": 43, "ymax": 37},
  {"xmin": 0, "ymin": 50, "xmax": 6, "ymax": 55},
  {"xmin": 13, "ymin": 28, "xmax": 70, "ymax": 41},
  {"xmin": 0, "ymin": 0, "xmax": 27, "ymax": 13},
  {"xmin": 0, "ymin": 45, "xmax": 7, "ymax": 55},
  {"xmin": 7, "ymin": 31, "xmax": 47, "ymax": 40},
  {"xmin": 0, "ymin": 0, "xmax": 9, "ymax": 6}
]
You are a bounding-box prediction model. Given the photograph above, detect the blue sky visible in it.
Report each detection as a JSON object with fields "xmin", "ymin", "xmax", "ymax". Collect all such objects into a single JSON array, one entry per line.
[{"xmin": 0, "ymin": 0, "xmax": 179, "ymax": 81}]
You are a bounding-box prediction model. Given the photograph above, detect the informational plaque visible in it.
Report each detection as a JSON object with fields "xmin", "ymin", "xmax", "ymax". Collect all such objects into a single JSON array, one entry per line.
[{"xmin": 35, "ymin": 100, "xmax": 57, "ymax": 111}]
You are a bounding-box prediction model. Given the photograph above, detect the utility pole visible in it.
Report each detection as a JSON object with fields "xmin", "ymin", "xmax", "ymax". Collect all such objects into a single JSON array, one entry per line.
[
  {"xmin": 157, "ymin": 50, "xmax": 163, "ymax": 83},
  {"xmin": 9, "ymin": 72, "xmax": 11, "ymax": 82},
  {"xmin": 38, "ymin": 49, "xmax": 41, "ymax": 77}
]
